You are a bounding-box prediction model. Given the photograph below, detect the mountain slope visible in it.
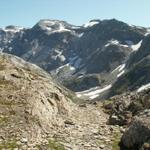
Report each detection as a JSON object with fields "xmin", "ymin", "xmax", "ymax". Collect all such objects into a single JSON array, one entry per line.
[
  {"xmin": 0, "ymin": 53, "xmax": 73, "ymax": 149},
  {"xmin": 108, "ymin": 35, "xmax": 150, "ymax": 97}
]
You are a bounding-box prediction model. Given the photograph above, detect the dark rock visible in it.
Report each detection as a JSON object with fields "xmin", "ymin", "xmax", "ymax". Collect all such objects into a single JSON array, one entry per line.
[{"xmin": 120, "ymin": 115, "xmax": 150, "ymax": 150}]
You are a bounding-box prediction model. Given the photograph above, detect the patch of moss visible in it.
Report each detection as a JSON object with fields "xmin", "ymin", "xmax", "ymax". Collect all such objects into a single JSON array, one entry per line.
[
  {"xmin": 37, "ymin": 139, "xmax": 65, "ymax": 150},
  {"xmin": 111, "ymin": 132, "xmax": 121, "ymax": 150},
  {"xmin": 48, "ymin": 139, "xmax": 65, "ymax": 150},
  {"xmin": 0, "ymin": 116, "xmax": 8, "ymax": 124},
  {"xmin": 0, "ymin": 140, "xmax": 19, "ymax": 150},
  {"xmin": 103, "ymin": 99, "xmax": 113, "ymax": 105},
  {"xmin": 0, "ymin": 100, "xmax": 25, "ymax": 106}
]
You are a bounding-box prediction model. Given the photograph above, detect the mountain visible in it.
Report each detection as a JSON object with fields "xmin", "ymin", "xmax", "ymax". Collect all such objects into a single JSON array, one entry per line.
[{"xmin": 0, "ymin": 19, "xmax": 150, "ymax": 100}]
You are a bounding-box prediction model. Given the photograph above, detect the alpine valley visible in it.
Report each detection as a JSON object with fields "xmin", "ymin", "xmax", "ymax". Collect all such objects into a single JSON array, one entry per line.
[{"xmin": 0, "ymin": 19, "xmax": 150, "ymax": 150}]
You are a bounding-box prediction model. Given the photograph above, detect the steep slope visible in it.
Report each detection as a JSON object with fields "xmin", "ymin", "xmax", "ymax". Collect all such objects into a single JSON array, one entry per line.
[
  {"xmin": 126, "ymin": 34, "xmax": 150, "ymax": 68},
  {"xmin": 0, "ymin": 53, "xmax": 73, "ymax": 149},
  {"xmin": 108, "ymin": 35, "xmax": 150, "ymax": 97}
]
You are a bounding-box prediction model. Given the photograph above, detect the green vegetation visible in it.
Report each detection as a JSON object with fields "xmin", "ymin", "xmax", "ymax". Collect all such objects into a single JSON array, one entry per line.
[
  {"xmin": 37, "ymin": 139, "xmax": 66, "ymax": 150},
  {"xmin": 0, "ymin": 115, "xmax": 8, "ymax": 124},
  {"xmin": 0, "ymin": 140, "xmax": 19, "ymax": 150},
  {"xmin": 48, "ymin": 139, "xmax": 65, "ymax": 150},
  {"xmin": 111, "ymin": 132, "xmax": 121, "ymax": 150}
]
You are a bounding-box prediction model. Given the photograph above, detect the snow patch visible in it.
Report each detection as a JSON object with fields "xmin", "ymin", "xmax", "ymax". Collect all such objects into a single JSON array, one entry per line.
[
  {"xmin": 119, "ymin": 64, "xmax": 125, "ymax": 72},
  {"xmin": 4, "ymin": 26, "xmax": 24, "ymax": 33},
  {"xmin": 111, "ymin": 64, "xmax": 125, "ymax": 73},
  {"xmin": 55, "ymin": 63, "xmax": 75, "ymax": 74},
  {"xmin": 76, "ymin": 85, "xmax": 112, "ymax": 100},
  {"xmin": 145, "ymin": 29, "xmax": 150, "ymax": 36},
  {"xmin": 105, "ymin": 40, "xmax": 119, "ymax": 47},
  {"xmin": 56, "ymin": 24, "xmax": 71, "ymax": 33},
  {"xmin": 89, "ymin": 94, "xmax": 100, "ymax": 99},
  {"xmin": 137, "ymin": 83, "xmax": 150, "ymax": 93},
  {"xmin": 117, "ymin": 70, "xmax": 125, "ymax": 78},
  {"xmin": 78, "ymin": 75, "xmax": 84, "ymax": 79},
  {"xmin": 77, "ymin": 33, "xmax": 84, "ymax": 38},
  {"xmin": 71, "ymin": 26, "xmax": 81, "ymax": 29},
  {"xmin": 84, "ymin": 21, "xmax": 99, "ymax": 28},
  {"xmin": 53, "ymin": 49, "xmax": 66, "ymax": 62},
  {"xmin": 40, "ymin": 20, "xmax": 72, "ymax": 33},
  {"xmin": 111, "ymin": 64, "xmax": 126, "ymax": 78},
  {"xmin": 131, "ymin": 40, "xmax": 142, "ymax": 51},
  {"xmin": 125, "ymin": 40, "xmax": 142, "ymax": 51},
  {"xmin": 105, "ymin": 40, "xmax": 130, "ymax": 48}
]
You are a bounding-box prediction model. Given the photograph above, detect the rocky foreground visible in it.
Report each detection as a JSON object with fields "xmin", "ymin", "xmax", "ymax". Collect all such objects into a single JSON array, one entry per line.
[
  {"xmin": 0, "ymin": 53, "xmax": 149, "ymax": 150},
  {"xmin": 104, "ymin": 89, "xmax": 150, "ymax": 150},
  {"xmin": 0, "ymin": 53, "xmax": 122, "ymax": 150}
]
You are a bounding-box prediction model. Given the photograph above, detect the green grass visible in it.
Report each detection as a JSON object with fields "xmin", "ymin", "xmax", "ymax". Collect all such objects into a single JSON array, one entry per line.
[
  {"xmin": 111, "ymin": 132, "xmax": 121, "ymax": 150},
  {"xmin": 48, "ymin": 139, "xmax": 65, "ymax": 150},
  {"xmin": 37, "ymin": 139, "xmax": 66, "ymax": 150},
  {"xmin": 0, "ymin": 140, "xmax": 19, "ymax": 150}
]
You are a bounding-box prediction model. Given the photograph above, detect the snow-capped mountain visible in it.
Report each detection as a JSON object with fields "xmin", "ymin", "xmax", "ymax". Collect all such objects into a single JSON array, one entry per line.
[{"xmin": 0, "ymin": 19, "xmax": 150, "ymax": 99}]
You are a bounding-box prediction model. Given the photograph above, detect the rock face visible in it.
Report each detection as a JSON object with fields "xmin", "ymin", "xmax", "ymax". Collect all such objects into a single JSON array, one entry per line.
[{"xmin": 0, "ymin": 53, "xmax": 73, "ymax": 148}]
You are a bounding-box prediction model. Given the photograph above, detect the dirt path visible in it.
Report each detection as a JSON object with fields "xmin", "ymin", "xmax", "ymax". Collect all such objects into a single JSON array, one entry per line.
[{"xmin": 51, "ymin": 102, "xmax": 122, "ymax": 150}]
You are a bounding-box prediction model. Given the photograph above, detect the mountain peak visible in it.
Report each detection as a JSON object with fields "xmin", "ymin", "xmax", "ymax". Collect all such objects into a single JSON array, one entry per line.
[
  {"xmin": 3, "ymin": 25, "xmax": 24, "ymax": 33},
  {"xmin": 33, "ymin": 19, "xmax": 75, "ymax": 34}
]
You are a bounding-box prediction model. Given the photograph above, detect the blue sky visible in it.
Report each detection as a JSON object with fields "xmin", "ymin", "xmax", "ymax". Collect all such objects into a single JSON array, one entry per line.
[{"xmin": 0, "ymin": 0, "xmax": 150, "ymax": 28}]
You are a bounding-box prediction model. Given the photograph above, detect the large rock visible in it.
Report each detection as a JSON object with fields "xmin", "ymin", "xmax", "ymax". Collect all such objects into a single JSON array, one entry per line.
[{"xmin": 120, "ymin": 113, "xmax": 150, "ymax": 150}]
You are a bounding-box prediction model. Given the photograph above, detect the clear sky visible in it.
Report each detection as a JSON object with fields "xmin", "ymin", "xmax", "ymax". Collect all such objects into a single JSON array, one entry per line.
[{"xmin": 0, "ymin": 0, "xmax": 150, "ymax": 28}]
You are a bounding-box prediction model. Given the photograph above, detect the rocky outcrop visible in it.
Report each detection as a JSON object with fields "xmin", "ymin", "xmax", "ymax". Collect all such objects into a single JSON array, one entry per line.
[
  {"xmin": 120, "ymin": 112, "xmax": 150, "ymax": 150},
  {"xmin": 104, "ymin": 89, "xmax": 150, "ymax": 150},
  {"xmin": 106, "ymin": 89, "xmax": 150, "ymax": 126}
]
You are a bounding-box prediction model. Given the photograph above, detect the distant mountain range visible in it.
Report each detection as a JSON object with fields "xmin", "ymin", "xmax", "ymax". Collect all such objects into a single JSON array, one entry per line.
[{"xmin": 0, "ymin": 19, "xmax": 150, "ymax": 100}]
